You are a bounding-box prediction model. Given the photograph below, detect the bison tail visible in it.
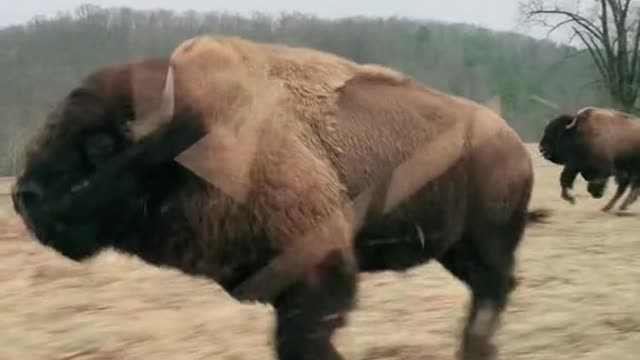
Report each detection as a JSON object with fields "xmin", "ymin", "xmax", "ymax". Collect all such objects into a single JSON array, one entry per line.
[{"xmin": 526, "ymin": 208, "xmax": 552, "ymax": 225}]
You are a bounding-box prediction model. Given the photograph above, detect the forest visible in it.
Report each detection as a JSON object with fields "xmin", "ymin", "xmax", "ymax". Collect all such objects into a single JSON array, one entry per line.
[{"xmin": 0, "ymin": 4, "xmax": 610, "ymax": 175}]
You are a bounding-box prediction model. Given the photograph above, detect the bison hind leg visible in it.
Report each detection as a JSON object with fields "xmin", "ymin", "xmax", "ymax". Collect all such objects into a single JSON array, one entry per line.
[
  {"xmin": 272, "ymin": 249, "xmax": 357, "ymax": 360},
  {"xmin": 618, "ymin": 177, "xmax": 640, "ymax": 211},
  {"xmin": 437, "ymin": 212, "xmax": 526, "ymax": 360},
  {"xmin": 613, "ymin": 155, "xmax": 640, "ymax": 211},
  {"xmin": 601, "ymin": 174, "xmax": 631, "ymax": 212}
]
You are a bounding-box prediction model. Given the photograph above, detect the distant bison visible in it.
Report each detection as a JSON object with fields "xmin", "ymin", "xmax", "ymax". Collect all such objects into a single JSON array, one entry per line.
[
  {"xmin": 539, "ymin": 107, "xmax": 640, "ymax": 211},
  {"xmin": 12, "ymin": 36, "xmax": 548, "ymax": 360},
  {"xmin": 539, "ymin": 114, "xmax": 617, "ymax": 203}
]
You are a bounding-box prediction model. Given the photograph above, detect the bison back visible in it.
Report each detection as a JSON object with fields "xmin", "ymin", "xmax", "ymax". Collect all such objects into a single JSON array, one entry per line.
[{"xmin": 322, "ymin": 73, "xmax": 533, "ymax": 254}]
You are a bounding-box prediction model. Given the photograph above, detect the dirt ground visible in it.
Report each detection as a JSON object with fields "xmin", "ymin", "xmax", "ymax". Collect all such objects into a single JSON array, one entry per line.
[{"xmin": 0, "ymin": 145, "xmax": 638, "ymax": 360}]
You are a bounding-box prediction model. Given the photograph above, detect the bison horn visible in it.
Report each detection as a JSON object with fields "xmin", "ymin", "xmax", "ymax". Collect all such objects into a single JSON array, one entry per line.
[
  {"xmin": 566, "ymin": 107, "xmax": 594, "ymax": 130},
  {"xmin": 128, "ymin": 65, "xmax": 176, "ymax": 140},
  {"xmin": 160, "ymin": 65, "xmax": 175, "ymax": 116}
]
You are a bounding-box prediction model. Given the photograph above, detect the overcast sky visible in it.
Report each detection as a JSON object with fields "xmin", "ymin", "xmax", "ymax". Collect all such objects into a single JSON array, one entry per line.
[{"xmin": 0, "ymin": 0, "xmax": 560, "ymax": 42}]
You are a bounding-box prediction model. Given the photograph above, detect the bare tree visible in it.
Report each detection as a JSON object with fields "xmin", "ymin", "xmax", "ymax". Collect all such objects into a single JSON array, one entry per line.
[{"xmin": 521, "ymin": 0, "xmax": 640, "ymax": 112}]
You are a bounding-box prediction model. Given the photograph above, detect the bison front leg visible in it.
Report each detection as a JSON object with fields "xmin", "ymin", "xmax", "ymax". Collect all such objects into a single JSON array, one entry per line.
[
  {"xmin": 267, "ymin": 207, "xmax": 359, "ymax": 360},
  {"xmin": 231, "ymin": 209, "xmax": 358, "ymax": 360},
  {"xmin": 273, "ymin": 249, "xmax": 357, "ymax": 360},
  {"xmin": 233, "ymin": 206, "xmax": 358, "ymax": 360},
  {"xmin": 560, "ymin": 166, "xmax": 579, "ymax": 204},
  {"xmin": 235, "ymin": 206, "xmax": 359, "ymax": 360},
  {"xmin": 239, "ymin": 143, "xmax": 364, "ymax": 360}
]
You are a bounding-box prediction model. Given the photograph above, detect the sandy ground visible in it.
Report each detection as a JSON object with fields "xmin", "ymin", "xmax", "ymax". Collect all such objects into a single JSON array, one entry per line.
[{"xmin": 0, "ymin": 145, "xmax": 638, "ymax": 360}]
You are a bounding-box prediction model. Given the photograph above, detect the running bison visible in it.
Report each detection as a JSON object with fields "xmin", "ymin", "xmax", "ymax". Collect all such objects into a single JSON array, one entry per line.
[
  {"xmin": 12, "ymin": 35, "xmax": 549, "ymax": 360},
  {"xmin": 539, "ymin": 107, "xmax": 640, "ymax": 211}
]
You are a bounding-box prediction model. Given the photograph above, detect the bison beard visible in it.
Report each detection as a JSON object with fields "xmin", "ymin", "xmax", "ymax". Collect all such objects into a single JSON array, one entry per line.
[{"xmin": 12, "ymin": 36, "xmax": 550, "ymax": 360}]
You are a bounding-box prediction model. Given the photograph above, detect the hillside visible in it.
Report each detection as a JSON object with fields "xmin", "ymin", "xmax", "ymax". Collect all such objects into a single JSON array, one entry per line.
[{"xmin": 0, "ymin": 4, "xmax": 611, "ymax": 174}]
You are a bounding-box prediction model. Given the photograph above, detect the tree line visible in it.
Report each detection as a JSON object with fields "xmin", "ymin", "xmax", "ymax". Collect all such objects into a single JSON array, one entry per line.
[
  {"xmin": 521, "ymin": 0, "xmax": 640, "ymax": 112},
  {"xmin": 0, "ymin": 4, "xmax": 612, "ymax": 175}
]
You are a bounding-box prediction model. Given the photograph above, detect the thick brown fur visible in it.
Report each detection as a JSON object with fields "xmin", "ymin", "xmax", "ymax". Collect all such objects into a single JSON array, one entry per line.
[
  {"xmin": 567, "ymin": 107, "xmax": 640, "ymax": 166},
  {"xmin": 12, "ymin": 36, "xmax": 550, "ymax": 360},
  {"xmin": 539, "ymin": 107, "xmax": 640, "ymax": 211}
]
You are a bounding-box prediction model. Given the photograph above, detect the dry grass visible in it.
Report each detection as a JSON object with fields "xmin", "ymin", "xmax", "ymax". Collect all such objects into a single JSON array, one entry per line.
[{"xmin": 0, "ymin": 145, "xmax": 638, "ymax": 360}]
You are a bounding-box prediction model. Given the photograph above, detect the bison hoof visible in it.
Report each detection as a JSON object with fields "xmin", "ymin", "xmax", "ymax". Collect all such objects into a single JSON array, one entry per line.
[
  {"xmin": 561, "ymin": 189, "xmax": 575, "ymax": 204},
  {"xmin": 457, "ymin": 339, "xmax": 497, "ymax": 360}
]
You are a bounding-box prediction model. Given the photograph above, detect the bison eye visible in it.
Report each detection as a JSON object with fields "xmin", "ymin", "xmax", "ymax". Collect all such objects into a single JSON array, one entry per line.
[{"xmin": 84, "ymin": 133, "xmax": 116, "ymax": 166}]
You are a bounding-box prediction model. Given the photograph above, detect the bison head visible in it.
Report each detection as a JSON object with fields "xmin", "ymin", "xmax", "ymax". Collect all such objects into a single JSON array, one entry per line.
[
  {"xmin": 538, "ymin": 113, "xmax": 577, "ymax": 165},
  {"xmin": 11, "ymin": 58, "xmax": 206, "ymax": 261}
]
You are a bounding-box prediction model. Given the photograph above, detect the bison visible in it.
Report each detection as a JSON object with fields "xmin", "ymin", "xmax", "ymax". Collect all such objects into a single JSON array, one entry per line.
[
  {"xmin": 12, "ymin": 35, "xmax": 549, "ymax": 360},
  {"xmin": 539, "ymin": 108, "xmax": 640, "ymax": 212}
]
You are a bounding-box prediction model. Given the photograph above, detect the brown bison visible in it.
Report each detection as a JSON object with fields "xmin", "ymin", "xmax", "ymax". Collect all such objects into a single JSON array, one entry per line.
[
  {"xmin": 12, "ymin": 36, "xmax": 549, "ymax": 360},
  {"xmin": 539, "ymin": 108, "xmax": 640, "ymax": 211},
  {"xmin": 538, "ymin": 114, "xmax": 611, "ymax": 202}
]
